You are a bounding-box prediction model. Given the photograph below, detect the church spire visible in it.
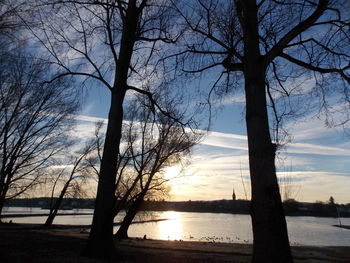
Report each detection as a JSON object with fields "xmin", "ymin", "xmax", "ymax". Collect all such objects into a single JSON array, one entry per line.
[{"xmin": 232, "ymin": 184, "xmax": 236, "ymax": 200}]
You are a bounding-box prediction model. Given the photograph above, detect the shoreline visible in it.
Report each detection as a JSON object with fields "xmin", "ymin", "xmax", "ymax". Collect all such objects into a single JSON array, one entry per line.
[
  {"xmin": 333, "ymin": 224, "xmax": 350, "ymax": 230},
  {"xmin": 1, "ymin": 212, "xmax": 93, "ymax": 218},
  {"xmin": 0, "ymin": 217, "xmax": 168, "ymax": 228},
  {"xmin": 3, "ymin": 208, "xmax": 350, "ymax": 219},
  {"xmin": 1, "ymin": 223, "xmax": 349, "ymax": 262}
]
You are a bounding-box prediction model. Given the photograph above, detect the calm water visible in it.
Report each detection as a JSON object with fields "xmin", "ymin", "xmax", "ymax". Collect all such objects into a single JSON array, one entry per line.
[{"xmin": 3, "ymin": 207, "xmax": 350, "ymax": 246}]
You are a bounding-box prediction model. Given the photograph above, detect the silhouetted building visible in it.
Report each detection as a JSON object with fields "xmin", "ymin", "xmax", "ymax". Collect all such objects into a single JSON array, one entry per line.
[{"xmin": 232, "ymin": 185, "xmax": 236, "ymax": 200}]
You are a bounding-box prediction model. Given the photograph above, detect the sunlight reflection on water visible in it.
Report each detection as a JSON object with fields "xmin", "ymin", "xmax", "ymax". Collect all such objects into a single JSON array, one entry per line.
[{"xmin": 158, "ymin": 211, "xmax": 182, "ymax": 240}]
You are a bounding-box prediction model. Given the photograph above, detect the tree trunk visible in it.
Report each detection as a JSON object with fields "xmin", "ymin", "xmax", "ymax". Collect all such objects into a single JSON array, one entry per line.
[
  {"xmin": 82, "ymin": 3, "xmax": 140, "ymax": 259},
  {"xmin": 0, "ymin": 182, "xmax": 9, "ymax": 218},
  {"xmin": 245, "ymin": 68, "xmax": 293, "ymax": 263},
  {"xmin": 0, "ymin": 194, "xmax": 5, "ymax": 218},
  {"xmin": 115, "ymin": 156, "xmax": 159, "ymax": 239},
  {"xmin": 45, "ymin": 183, "xmax": 69, "ymax": 226},
  {"xmin": 45, "ymin": 210, "xmax": 55, "ymax": 227},
  {"xmin": 44, "ymin": 203, "xmax": 58, "ymax": 226},
  {"xmin": 115, "ymin": 195, "xmax": 144, "ymax": 239},
  {"xmin": 82, "ymin": 90, "xmax": 125, "ymax": 259},
  {"xmin": 240, "ymin": 1, "xmax": 293, "ymax": 262}
]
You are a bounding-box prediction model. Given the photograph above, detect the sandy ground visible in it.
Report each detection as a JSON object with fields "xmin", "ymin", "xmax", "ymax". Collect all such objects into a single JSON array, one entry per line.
[{"xmin": 0, "ymin": 223, "xmax": 349, "ymax": 262}]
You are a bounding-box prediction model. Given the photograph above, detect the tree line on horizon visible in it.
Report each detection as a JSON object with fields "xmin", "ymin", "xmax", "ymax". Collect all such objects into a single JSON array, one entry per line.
[
  {"xmin": 1, "ymin": 1, "xmax": 349, "ymax": 263},
  {"xmin": 140, "ymin": 198, "xmax": 350, "ymax": 218},
  {"xmin": 6, "ymin": 197, "xmax": 350, "ymax": 218}
]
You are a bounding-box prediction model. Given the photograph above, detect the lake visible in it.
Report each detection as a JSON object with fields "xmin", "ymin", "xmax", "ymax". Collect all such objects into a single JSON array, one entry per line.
[{"xmin": 3, "ymin": 207, "xmax": 350, "ymax": 246}]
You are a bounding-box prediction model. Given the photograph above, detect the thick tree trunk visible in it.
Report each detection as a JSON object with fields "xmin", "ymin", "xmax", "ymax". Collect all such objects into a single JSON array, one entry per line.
[
  {"xmin": 82, "ymin": 3, "xmax": 140, "ymax": 259},
  {"xmin": 0, "ymin": 182, "xmax": 9, "ymax": 218},
  {"xmin": 0, "ymin": 194, "xmax": 5, "ymax": 218},
  {"xmin": 245, "ymin": 68, "xmax": 293, "ymax": 263},
  {"xmin": 0, "ymin": 176, "xmax": 5, "ymax": 214},
  {"xmin": 240, "ymin": 1, "xmax": 293, "ymax": 262},
  {"xmin": 82, "ymin": 90, "xmax": 125, "ymax": 259}
]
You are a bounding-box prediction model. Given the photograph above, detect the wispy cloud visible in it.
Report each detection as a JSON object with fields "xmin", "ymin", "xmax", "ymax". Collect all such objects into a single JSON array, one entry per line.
[
  {"xmin": 69, "ymin": 113, "xmax": 350, "ymax": 158},
  {"xmin": 199, "ymin": 131, "xmax": 248, "ymax": 150},
  {"xmin": 67, "ymin": 113, "xmax": 350, "ymax": 203},
  {"xmin": 216, "ymin": 93, "xmax": 246, "ymax": 106},
  {"xmin": 199, "ymin": 128, "xmax": 350, "ymax": 157},
  {"xmin": 286, "ymin": 116, "xmax": 342, "ymax": 142},
  {"xmin": 286, "ymin": 142, "xmax": 350, "ymax": 156},
  {"xmin": 71, "ymin": 114, "xmax": 107, "ymax": 123}
]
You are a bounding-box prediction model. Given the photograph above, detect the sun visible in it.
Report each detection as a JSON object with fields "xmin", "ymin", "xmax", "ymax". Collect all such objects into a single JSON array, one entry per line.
[{"xmin": 164, "ymin": 165, "xmax": 183, "ymax": 180}]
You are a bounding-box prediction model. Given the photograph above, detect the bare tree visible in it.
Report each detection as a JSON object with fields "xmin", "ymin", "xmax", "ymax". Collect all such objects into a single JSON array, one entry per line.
[
  {"xmin": 0, "ymin": 50, "xmax": 78, "ymax": 217},
  {"xmin": 114, "ymin": 99, "xmax": 200, "ymax": 239},
  {"xmin": 26, "ymin": 0, "xmax": 189, "ymax": 257},
  {"xmin": 0, "ymin": 0, "xmax": 78, "ymax": 219},
  {"xmin": 279, "ymin": 166, "xmax": 301, "ymax": 202},
  {"xmin": 44, "ymin": 140, "xmax": 96, "ymax": 226},
  {"xmin": 85, "ymin": 98, "xmax": 200, "ymax": 238},
  {"xmin": 172, "ymin": 0, "xmax": 350, "ymax": 262}
]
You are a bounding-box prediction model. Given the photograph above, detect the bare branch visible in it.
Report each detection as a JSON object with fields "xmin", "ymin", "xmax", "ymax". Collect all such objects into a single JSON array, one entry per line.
[
  {"xmin": 264, "ymin": 0, "xmax": 329, "ymax": 64},
  {"xmin": 280, "ymin": 52, "xmax": 350, "ymax": 84}
]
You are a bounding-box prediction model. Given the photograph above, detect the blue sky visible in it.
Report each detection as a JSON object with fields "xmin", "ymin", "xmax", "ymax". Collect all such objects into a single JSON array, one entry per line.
[
  {"xmin": 74, "ymin": 82, "xmax": 350, "ymax": 204},
  {"xmin": 23, "ymin": 0, "xmax": 349, "ymax": 204}
]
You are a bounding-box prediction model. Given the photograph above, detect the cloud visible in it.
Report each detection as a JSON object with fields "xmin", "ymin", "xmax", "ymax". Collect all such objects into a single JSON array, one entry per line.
[
  {"xmin": 68, "ymin": 113, "xmax": 350, "ymax": 159},
  {"xmin": 65, "ymin": 113, "xmax": 350, "ymax": 203},
  {"xmin": 286, "ymin": 116, "xmax": 343, "ymax": 142},
  {"xmin": 217, "ymin": 93, "xmax": 246, "ymax": 106},
  {"xmin": 199, "ymin": 131, "xmax": 248, "ymax": 150},
  {"xmin": 192, "ymin": 152, "xmax": 249, "ymax": 171},
  {"xmin": 285, "ymin": 142, "xmax": 350, "ymax": 156},
  {"xmin": 275, "ymin": 155, "xmax": 313, "ymax": 168},
  {"xmin": 71, "ymin": 114, "xmax": 107, "ymax": 123},
  {"xmin": 69, "ymin": 122, "xmax": 99, "ymax": 141},
  {"xmin": 199, "ymin": 128, "xmax": 350, "ymax": 157}
]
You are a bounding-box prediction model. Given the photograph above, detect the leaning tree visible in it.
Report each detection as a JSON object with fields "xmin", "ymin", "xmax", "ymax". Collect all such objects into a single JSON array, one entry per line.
[
  {"xmin": 172, "ymin": 0, "xmax": 350, "ymax": 262},
  {"xmin": 44, "ymin": 139, "xmax": 97, "ymax": 226}
]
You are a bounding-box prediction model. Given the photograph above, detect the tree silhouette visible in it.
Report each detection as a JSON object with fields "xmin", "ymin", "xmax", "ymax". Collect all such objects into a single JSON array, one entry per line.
[
  {"xmin": 27, "ymin": 0, "xmax": 188, "ymax": 258},
  {"xmin": 173, "ymin": 0, "xmax": 350, "ymax": 262},
  {"xmin": 0, "ymin": 0, "xmax": 78, "ymax": 218},
  {"xmin": 0, "ymin": 50, "xmax": 78, "ymax": 217},
  {"xmin": 45, "ymin": 140, "xmax": 96, "ymax": 226},
  {"xmin": 114, "ymin": 98, "xmax": 200, "ymax": 239},
  {"xmin": 85, "ymin": 97, "xmax": 201, "ymax": 239}
]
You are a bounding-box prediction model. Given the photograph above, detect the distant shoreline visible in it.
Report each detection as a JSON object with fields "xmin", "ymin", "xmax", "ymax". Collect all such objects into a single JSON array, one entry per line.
[
  {"xmin": 2, "ymin": 207, "xmax": 350, "ymax": 219},
  {"xmin": 4, "ymin": 198, "xmax": 350, "ymax": 218}
]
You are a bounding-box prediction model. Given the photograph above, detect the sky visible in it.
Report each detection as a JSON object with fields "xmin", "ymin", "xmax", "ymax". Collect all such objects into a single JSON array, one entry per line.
[
  {"xmin": 72, "ymin": 83, "xmax": 350, "ymax": 205},
  {"xmin": 20, "ymin": 0, "xmax": 349, "ymax": 204}
]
